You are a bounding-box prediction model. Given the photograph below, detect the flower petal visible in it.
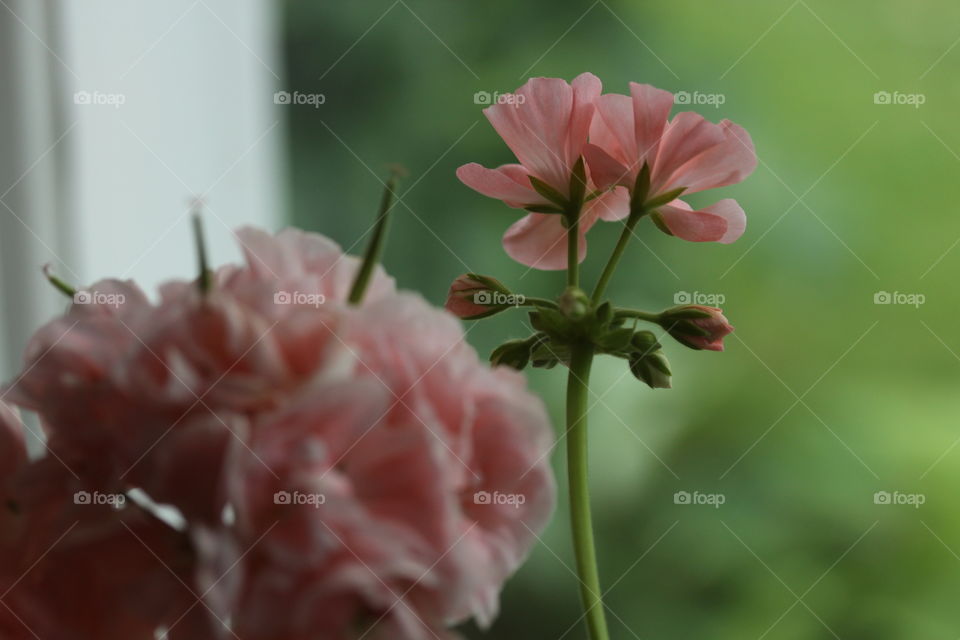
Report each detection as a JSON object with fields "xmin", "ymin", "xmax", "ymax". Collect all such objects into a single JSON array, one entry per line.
[
  {"xmin": 484, "ymin": 74, "xmax": 600, "ymax": 191},
  {"xmin": 650, "ymin": 112, "xmax": 727, "ymax": 193},
  {"xmin": 583, "ymin": 143, "xmax": 630, "ymax": 189},
  {"xmin": 660, "ymin": 121, "xmax": 757, "ymax": 195},
  {"xmin": 629, "ymin": 82, "xmax": 675, "ymax": 164},
  {"xmin": 456, "ymin": 163, "xmax": 542, "ymax": 207},
  {"xmin": 502, "ymin": 212, "xmax": 593, "ymax": 270},
  {"xmin": 584, "ymin": 186, "xmax": 630, "ymax": 222},
  {"xmin": 567, "ymin": 72, "xmax": 603, "ymax": 161},
  {"xmin": 655, "ymin": 199, "xmax": 745, "ymax": 244},
  {"xmin": 590, "ymin": 93, "xmax": 636, "ymax": 165}
]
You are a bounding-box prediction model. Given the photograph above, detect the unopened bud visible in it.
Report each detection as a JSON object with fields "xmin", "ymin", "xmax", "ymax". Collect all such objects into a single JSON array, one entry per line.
[
  {"xmin": 659, "ymin": 305, "xmax": 733, "ymax": 351},
  {"xmin": 490, "ymin": 338, "xmax": 532, "ymax": 370},
  {"xmin": 628, "ymin": 349, "xmax": 672, "ymax": 389},
  {"xmin": 445, "ymin": 273, "xmax": 513, "ymax": 320},
  {"xmin": 558, "ymin": 287, "xmax": 590, "ymax": 320}
]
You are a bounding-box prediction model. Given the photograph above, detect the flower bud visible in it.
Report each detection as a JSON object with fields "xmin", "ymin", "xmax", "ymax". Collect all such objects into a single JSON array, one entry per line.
[
  {"xmin": 490, "ymin": 338, "xmax": 533, "ymax": 370},
  {"xmin": 558, "ymin": 287, "xmax": 590, "ymax": 321},
  {"xmin": 629, "ymin": 349, "xmax": 671, "ymax": 389},
  {"xmin": 444, "ymin": 273, "xmax": 514, "ymax": 320},
  {"xmin": 659, "ymin": 305, "xmax": 733, "ymax": 351}
]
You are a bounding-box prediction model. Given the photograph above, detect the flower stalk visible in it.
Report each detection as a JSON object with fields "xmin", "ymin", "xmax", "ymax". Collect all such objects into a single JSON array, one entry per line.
[
  {"xmin": 565, "ymin": 343, "xmax": 609, "ymax": 640},
  {"xmin": 565, "ymin": 188, "xmax": 610, "ymax": 639},
  {"xmin": 191, "ymin": 204, "xmax": 212, "ymax": 294},
  {"xmin": 449, "ymin": 73, "xmax": 755, "ymax": 640},
  {"xmin": 349, "ymin": 170, "xmax": 401, "ymax": 305}
]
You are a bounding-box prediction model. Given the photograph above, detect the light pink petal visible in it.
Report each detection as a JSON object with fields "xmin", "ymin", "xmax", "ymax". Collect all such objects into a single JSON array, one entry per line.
[
  {"xmin": 590, "ymin": 93, "xmax": 636, "ymax": 166},
  {"xmin": 566, "ymin": 72, "xmax": 603, "ymax": 162},
  {"xmin": 584, "ymin": 186, "xmax": 630, "ymax": 222},
  {"xmin": 456, "ymin": 163, "xmax": 542, "ymax": 208},
  {"xmin": 235, "ymin": 226, "xmax": 341, "ymax": 279},
  {"xmin": 583, "ymin": 143, "xmax": 630, "ymax": 189},
  {"xmin": 503, "ymin": 212, "xmax": 593, "ymax": 270},
  {"xmin": 484, "ymin": 75, "xmax": 599, "ymax": 192},
  {"xmin": 659, "ymin": 120, "xmax": 757, "ymax": 195},
  {"xmin": 629, "ymin": 83, "xmax": 675, "ymax": 165},
  {"xmin": 655, "ymin": 199, "xmax": 746, "ymax": 243},
  {"xmin": 650, "ymin": 112, "xmax": 727, "ymax": 193},
  {"xmin": 485, "ymin": 78, "xmax": 573, "ymax": 189}
]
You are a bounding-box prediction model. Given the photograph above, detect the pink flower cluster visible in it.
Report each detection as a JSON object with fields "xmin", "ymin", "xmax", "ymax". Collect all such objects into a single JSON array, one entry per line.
[
  {"xmin": 458, "ymin": 74, "xmax": 757, "ymax": 269},
  {"xmin": 0, "ymin": 228, "xmax": 556, "ymax": 639}
]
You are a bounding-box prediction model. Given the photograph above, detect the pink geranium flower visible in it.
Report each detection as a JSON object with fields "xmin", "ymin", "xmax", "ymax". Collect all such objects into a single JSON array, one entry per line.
[
  {"xmin": 584, "ymin": 83, "xmax": 756, "ymax": 243},
  {"xmin": 457, "ymin": 73, "xmax": 630, "ymax": 270},
  {"xmin": 1, "ymin": 227, "xmax": 555, "ymax": 639}
]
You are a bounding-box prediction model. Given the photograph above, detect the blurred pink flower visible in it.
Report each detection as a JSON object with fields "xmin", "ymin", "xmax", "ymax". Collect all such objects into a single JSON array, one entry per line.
[
  {"xmin": 198, "ymin": 294, "xmax": 555, "ymax": 639},
  {"xmin": 584, "ymin": 82, "xmax": 756, "ymax": 243},
  {"xmin": 1, "ymin": 228, "xmax": 555, "ymax": 639}
]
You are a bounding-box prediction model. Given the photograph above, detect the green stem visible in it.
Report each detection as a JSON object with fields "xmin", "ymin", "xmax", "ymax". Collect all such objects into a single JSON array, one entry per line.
[
  {"xmin": 566, "ymin": 211, "xmax": 579, "ymax": 288},
  {"xmin": 192, "ymin": 210, "xmax": 212, "ymax": 294},
  {"xmin": 348, "ymin": 172, "xmax": 399, "ymax": 305},
  {"xmin": 520, "ymin": 296, "xmax": 560, "ymax": 310},
  {"xmin": 566, "ymin": 344, "xmax": 610, "ymax": 640},
  {"xmin": 42, "ymin": 265, "xmax": 77, "ymax": 298},
  {"xmin": 614, "ymin": 308, "xmax": 660, "ymax": 323},
  {"xmin": 591, "ymin": 212, "xmax": 643, "ymax": 304}
]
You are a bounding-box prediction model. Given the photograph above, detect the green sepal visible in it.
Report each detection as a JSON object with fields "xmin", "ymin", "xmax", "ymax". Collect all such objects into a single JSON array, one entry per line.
[
  {"xmin": 464, "ymin": 273, "xmax": 511, "ymax": 294},
  {"xmin": 661, "ymin": 305, "xmax": 714, "ymax": 319},
  {"xmin": 649, "ymin": 211, "xmax": 673, "ymax": 235},
  {"xmin": 594, "ymin": 327, "xmax": 636, "ymax": 355},
  {"xmin": 490, "ymin": 336, "xmax": 538, "ymax": 370},
  {"xmin": 643, "ymin": 187, "xmax": 686, "ymax": 212},
  {"xmin": 630, "ymin": 330, "xmax": 661, "ymax": 354},
  {"xmin": 528, "ymin": 175, "xmax": 568, "ymax": 208},
  {"xmin": 628, "ymin": 350, "xmax": 672, "ymax": 389},
  {"xmin": 568, "ymin": 157, "xmax": 587, "ymax": 208},
  {"xmin": 629, "ymin": 162, "xmax": 651, "ymax": 212},
  {"xmin": 530, "ymin": 336, "xmax": 568, "ymax": 369},
  {"xmin": 594, "ymin": 301, "xmax": 613, "ymax": 326},
  {"xmin": 529, "ymin": 309, "xmax": 574, "ymax": 341}
]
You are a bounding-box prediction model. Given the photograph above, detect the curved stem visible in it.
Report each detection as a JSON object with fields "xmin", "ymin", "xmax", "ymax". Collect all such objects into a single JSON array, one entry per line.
[
  {"xmin": 591, "ymin": 212, "xmax": 642, "ymax": 304},
  {"xmin": 520, "ymin": 296, "xmax": 560, "ymax": 310},
  {"xmin": 614, "ymin": 308, "xmax": 660, "ymax": 323},
  {"xmin": 566, "ymin": 344, "xmax": 610, "ymax": 640}
]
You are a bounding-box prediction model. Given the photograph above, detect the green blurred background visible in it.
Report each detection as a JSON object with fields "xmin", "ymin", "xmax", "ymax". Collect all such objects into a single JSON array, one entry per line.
[{"xmin": 280, "ymin": 1, "xmax": 960, "ymax": 637}]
